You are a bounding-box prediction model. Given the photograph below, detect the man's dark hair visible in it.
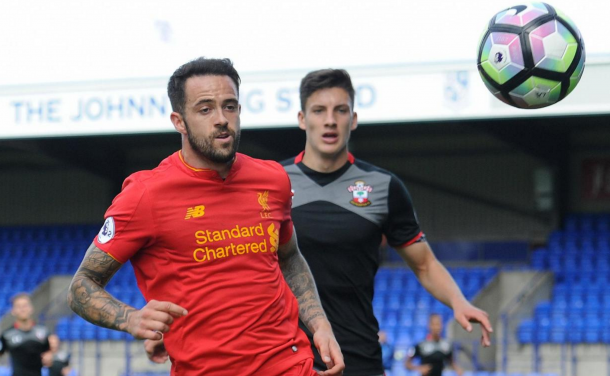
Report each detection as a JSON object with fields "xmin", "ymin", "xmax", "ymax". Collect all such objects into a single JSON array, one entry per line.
[
  {"xmin": 167, "ymin": 57, "xmax": 241, "ymax": 115},
  {"xmin": 299, "ymin": 69, "xmax": 355, "ymax": 112}
]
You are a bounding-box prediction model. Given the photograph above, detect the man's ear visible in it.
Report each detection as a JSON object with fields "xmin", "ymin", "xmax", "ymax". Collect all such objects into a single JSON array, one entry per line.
[
  {"xmin": 298, "ymin": 111, "xmax": 307, "ymax": 131},
  {"xmin": 171, "ymin": 112, "xmax": 187, "ymax": 135}
]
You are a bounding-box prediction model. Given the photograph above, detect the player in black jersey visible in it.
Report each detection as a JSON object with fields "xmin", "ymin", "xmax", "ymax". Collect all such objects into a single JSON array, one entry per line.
[
  {"xmin": 42, "ymin": 335, "xmax": 71, "ymax": 376},
  {"xmin": 281, "ymin": 69, "xmax": 492, "ymax": 376},
  {"xmin": 0, "ymin": 293, "xmax": 51, "ymax": 376},
  {"xmin": 406, "ymin": 314, "xmax": 463, "ymax": 376}
]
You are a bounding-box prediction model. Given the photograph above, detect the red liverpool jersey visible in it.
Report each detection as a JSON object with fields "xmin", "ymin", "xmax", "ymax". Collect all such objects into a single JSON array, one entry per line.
[{"xmin": 94, "ymin": 151, "xmax": 313, "ymax": 375}]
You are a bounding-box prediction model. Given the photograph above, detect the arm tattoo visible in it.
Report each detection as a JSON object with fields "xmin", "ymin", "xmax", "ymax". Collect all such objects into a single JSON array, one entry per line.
[
  {"xmin": 278, "ymin": 241, "xmax": 327, "ymax": 331},
  {"xmin": 68, "ymin": 243, "xmax": 136, "ymax": 331}
]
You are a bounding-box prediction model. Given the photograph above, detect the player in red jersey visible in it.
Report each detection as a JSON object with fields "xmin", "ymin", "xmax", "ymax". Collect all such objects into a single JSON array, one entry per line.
[{"xmin": 68, "ymin": 57, "xmax": 344, "ymax": 376}]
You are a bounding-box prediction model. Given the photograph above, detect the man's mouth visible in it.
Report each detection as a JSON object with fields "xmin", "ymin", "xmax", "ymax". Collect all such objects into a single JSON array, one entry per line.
[{"xmin": 322, "ymin": 132, "xmax": 338, "ymax": 143}]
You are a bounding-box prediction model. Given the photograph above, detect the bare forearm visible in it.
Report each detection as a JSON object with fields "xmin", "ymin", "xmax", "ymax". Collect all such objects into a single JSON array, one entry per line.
[
  {"xmin": 68, "ymin": 244, "xmax": 135, "ymax": 331},
  {"xmin": 279, "ymin": 250, "xmax": 327, "ymax": 332},
  {"xmin": 68, "ymin": 273, "xmax": 135, "ymax": 331},
  {"xmin": 400, "ymin": 242, "xmax": 466, "ymax": 308},
  {"xmin": 415, "ymin": 259, "xmax": 466, "ymax": 307},
  {"xmin": 405, "ymin": 359, "xmax": 416, "ymax": 370}
]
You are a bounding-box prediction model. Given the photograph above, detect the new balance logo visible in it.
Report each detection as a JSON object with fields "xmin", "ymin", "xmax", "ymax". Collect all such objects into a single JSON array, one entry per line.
[{"xmin": 185, "ymin": 205, "xmax": 205, "ymax": 219}]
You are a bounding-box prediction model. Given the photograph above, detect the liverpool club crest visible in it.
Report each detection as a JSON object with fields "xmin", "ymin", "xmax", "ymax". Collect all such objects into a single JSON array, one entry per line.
[{"xmin": 348, "ymin": 180, "xmax": 373, "ymax": 207}]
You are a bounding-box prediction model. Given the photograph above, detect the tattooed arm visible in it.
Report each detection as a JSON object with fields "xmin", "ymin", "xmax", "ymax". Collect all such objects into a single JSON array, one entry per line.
[
  {"xmin": 68, "ymin": 243, "xmax": 188, "ymax": 340},
  {"xmin": 278, "ymin": 231, "xmax": 344, "ymax": 376}
]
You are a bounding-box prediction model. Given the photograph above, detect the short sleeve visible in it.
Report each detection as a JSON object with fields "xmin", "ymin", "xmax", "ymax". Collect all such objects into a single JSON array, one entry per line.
[
  {"xmin": 278, "ymin": 168, "xmax": 294, "ymax": 245},
  {"xmin": 43, "ymin": 331, "xmax": 50, "ymax": 352},
  {"xmin": 407, "ymin": 344, "xmax": 421, "ymax": 359},
  {"xmin": 93, "ymin": 176, "xmax": 155, "ymax": 263},
  {"xmin": 445, "ymin": 348, "xmax": 453, "ymax": 363},
  {"xmin": 383, "ymin": 175, "xmax": 424, "ymax": 248}
]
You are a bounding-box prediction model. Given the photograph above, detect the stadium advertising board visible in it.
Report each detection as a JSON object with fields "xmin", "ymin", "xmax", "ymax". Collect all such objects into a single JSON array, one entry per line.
[
  {"xmin": 1, "ymin": 62, "xmax": 609, "ymax": 139},
  {"xmin": 1, "ymin": 0, "xmax": 609, "ymax": 138}
]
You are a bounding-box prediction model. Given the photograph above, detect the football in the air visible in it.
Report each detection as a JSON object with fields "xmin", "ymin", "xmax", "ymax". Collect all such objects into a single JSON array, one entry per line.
[{"xmin": 477, "ymin": 2, "xmax": 585, "ymax": 109}]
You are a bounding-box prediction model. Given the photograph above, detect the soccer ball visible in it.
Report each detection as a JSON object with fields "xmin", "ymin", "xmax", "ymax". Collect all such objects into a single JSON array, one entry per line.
[{"xmin": 477, "ymin": 2, "xmax": 585, "ymax": 109}]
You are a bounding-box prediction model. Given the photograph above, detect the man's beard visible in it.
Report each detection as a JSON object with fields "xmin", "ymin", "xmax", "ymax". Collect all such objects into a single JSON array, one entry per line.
[{"xmin": 184, "ymin": 120, "xmax": 240, "ymax": 164}]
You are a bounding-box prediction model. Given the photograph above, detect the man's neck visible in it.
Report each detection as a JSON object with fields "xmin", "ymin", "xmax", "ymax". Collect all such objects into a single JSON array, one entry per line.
[
  {"xmin": 301, "ymin": 147, "xmax": 349, "ymax": 173},
  {"xmin": 181, "ymin": 147, "xmax": 233, "ymax": 179},
  {"xmin": 16, "ymin": 319, "xmax": 34, "ymax": 331}
]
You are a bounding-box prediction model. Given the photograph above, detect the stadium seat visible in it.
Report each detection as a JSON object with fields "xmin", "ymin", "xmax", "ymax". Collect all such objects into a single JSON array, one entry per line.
[
  {"xmin": 518, "ymin": 319, "xmax": 535, "ymax": 344},
  {"xmin": 0, "ymin": 225, "xmax": 500, "ymax": 344},
  {"xmin": 550, "ymin": 324, "xmax": 567, "ymax": 343}
]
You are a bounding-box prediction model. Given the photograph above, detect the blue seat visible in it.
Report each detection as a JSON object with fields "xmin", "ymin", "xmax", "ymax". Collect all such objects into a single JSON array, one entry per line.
[
  {"xmin": 386, "ymin": 296, "xmax": 401, "ymax": 311},
  {"xmin": 97, "ymin": 328, "xmax": 110, "ymax": 341},
  {"xmin": 109, "ymin": 329, "xmax": 126, "ymax": 340},
  {"xmin": 550, "ymin": 327, "xmax": 567, "ymax": 343},
  {"xmin": 567, "ymin": 327, "xmax": 584, "ymax": 343},
  {"xmin": 413, "ymin": 314, "xmax": 428, "ymax": 327},
  {"xmin": 384, "ymin": 312, "xmax": 399, "ymax": 327},
  {"xmin": 536, "ymin": 328, "xmax": 551, "ymax": 343},
  {"xmin": 584, "ymin": 323, "xmax": 601, "ymax": 343},
  {"xmin": 535, "ymin": 302, "xmax": 552, "ymax": 318},
  {"xmin": 82, "ymin": 324, "xmax": 97, "ymax": 340},
  {"xmin": 537, "ymin": 316, "xmax": 551, "ymax": 329},
  {"xmin": 550, "ymin": 307, "xmax": 567, "ymax": 321},
  {"xmin": 394, "ymin": 329, "xmax": 412, "ymax": 346},
  {"xmin": 602, "ymin": 328, "xmax": 610, "ymax": 343},
  {"xmin": 518, "ymin": 320, "xmax": 535, "ymax": 343},
  {"xmin": 569, "ymin": 296, "xmax": 585, "ymax": 309},
  {"xmin": 399, "ymin": 313, "xmax": 414, "ymax": 328}
]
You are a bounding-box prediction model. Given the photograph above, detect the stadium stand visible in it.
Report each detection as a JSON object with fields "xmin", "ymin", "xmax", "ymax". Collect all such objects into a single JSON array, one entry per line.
[
  {"xmin": 1, "ymin": 222, "xmax": 584, "ymax": 376},
  {"xmin": 0, "ymin": 224, "xmax": 143, "ymax": 340},
  {"xmin": 375, "ymin": 266, "xmax": 497, "ymax": 344},
  {"xmin": 519, "ymin": 213, "xmax": 610, "ymax": 345},
  {"xmin": 0, "ymin": 224, "xmax": 499, "ymax": 345},
  {"xmin": 375, "ymin": 265, "xmax": 498, "ymax": 376}
]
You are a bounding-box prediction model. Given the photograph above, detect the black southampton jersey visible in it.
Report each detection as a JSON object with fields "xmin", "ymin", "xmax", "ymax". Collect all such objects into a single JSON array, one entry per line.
[
  {"xmin": 48, "ymin": 350, "xmax": 70, "ymax": 376},
  {"xmin": 409, "ymin": 339, "xmax": 453, "ymax": 376},
  {"xmin": 0, "ymin": 325, "xmax": 50, "ymax": 376},
  {"xmin": 282, "ymin": 152, "xmax": 423, "ymax": 376}
]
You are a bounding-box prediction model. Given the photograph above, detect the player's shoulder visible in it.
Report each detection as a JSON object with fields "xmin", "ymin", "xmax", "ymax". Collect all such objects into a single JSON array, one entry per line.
[
  {"xmin": 279, "ymin": 156, "xmax": 297, "ymax": 168},
  {"xmin": 239, "ymin": 153, "xmax": 287, "ymax": 177},
  {"xmin": 352, "ymin": 158, "xmax": 395, "ymax": 177},
  {"xmin": 121, "ymin": 153, "xmax": 176, "ymax": 189},
  {"xmin": 439, "ymin": 338, "xmax": 452, "ymax": 349},
  {"xmin": 407, "ymin": 343, "xmax": 420, "ymax": 357},
  {"xmin": 1, "ymin": 327, "xmax": 17, "ymax": 337},
  {"xmin": 352, "ymin": 157, "xmax": 407, "ymax": 190},
  {"xmin": 33, "ymin": 325, "xmax": 50, "ymax": 337},
  {"xmin": 56, "ymin": 350, "xmax": 70, "ymax": 362}
]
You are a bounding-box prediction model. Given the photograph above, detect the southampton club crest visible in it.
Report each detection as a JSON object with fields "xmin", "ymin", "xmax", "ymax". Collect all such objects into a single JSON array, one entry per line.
[{"xmin": 348, "ymin": 180, "xmax": 373, "ymax": 207}]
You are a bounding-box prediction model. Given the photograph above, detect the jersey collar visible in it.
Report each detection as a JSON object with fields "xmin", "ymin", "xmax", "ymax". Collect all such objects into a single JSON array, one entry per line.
[
  {"xmin": 294, "ymin": 151, "xmax": 355, "ymax": 164},
  {"xmin": 174, "ymin": 150, "xmax": 242, "ymax": 182}
]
